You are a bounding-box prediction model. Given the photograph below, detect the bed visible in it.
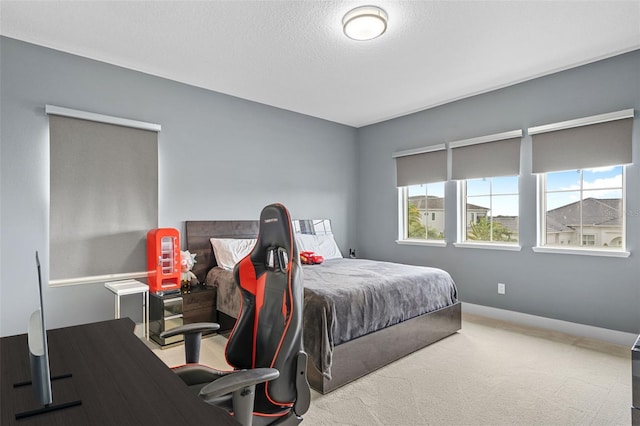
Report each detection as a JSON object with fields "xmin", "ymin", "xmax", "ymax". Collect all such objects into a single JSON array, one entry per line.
[{"xmin": 185, "ymin": 220, "xmax": 461, "ymax": 394}]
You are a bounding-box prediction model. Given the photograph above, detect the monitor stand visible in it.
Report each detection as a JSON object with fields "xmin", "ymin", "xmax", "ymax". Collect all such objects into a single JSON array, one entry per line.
[{"xmin": 13, "ymin": 373, "xmax": 82, "ymax": 420}]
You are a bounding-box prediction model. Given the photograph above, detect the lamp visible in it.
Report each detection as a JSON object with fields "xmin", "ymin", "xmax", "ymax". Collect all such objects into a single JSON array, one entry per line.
[{"xmin": 342, "ymin": 6, "xmax": 388, "ymax": 41}]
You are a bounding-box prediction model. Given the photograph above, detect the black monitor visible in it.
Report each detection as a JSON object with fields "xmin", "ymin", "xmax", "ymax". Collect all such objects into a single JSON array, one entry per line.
[
  {"xmin": 13, "ymin": 251, "xmax": 81, "ymax": 420},
  {"xmin": 28, "ymin": 251, "xmax": 52, "ymax": 406}
]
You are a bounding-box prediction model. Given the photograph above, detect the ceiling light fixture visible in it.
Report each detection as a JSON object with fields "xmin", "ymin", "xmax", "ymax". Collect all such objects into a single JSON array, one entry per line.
[{"xmin": 342, "ymin": 6, "xmax": 388, "ymax": 41}]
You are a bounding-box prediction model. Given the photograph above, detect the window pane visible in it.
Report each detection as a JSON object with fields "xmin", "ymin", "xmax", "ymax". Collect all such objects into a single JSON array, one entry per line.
[
  {"xmin": 404, "ymin": 182, "xmax": 445, "ymax": 241},
  {"xmin": 426, "ymin": 181, "xmax": 445, "ymax": 198},
  {"xmin": 583, "ymin": 166, "xmax": 623, "ymax": 190},
  {"xmin": 492, "ymin": 195, "xmax": 519, "ymax": 243},
  {"xmin": 407, "ymin": 195, "xmax": 427, "ymax": 239},
  {"xmin": 408, "ymin": 184, "xmax": 427, "ymax": 197},
  {"xmin": 545, "ymin": 191, "xmax": 580, "ymax": 247},
  {"xmin": 467, "ymin": 179, "xmax": 490, "ymax": 196},
  {"xmin": 492, "ymin": 215, "xmax": 519, "ymax": 243},
  {"xmin": 546, "ymin": 169, "xmax": 580, "ymax": 192},
  {"xmin": 492, "ymin": 194, "xmax": 518, "ymax": 217},
  {"xmin": 492, "ymin": 175, "xmax": 518, "ymax": 194},
  {"xmin": 425, "ymin": 182, "xmax": 445, "ymax": 240},
  {"xmin": 546, "ymin": 191, "xmax": 580, "ymax": 212},
  {"xmin": 582, "ymin": 189, "xmax": 622, "ymax": 248},
  {"xmin": 467, "ymin": 195, "xmax": 491, "ymax": 214},
  {"xmin": 466, "ymin": 195, "xmax": 490, "ymax": 241}
]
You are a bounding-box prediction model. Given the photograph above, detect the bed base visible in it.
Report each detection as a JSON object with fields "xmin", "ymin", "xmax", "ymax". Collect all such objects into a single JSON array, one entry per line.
[
  {"xmin": 307, "ymin": 302, "xmax": 461, "ymax": 394},
  {"xmin": 216, "ymin": 311, "xmax": 237, "ymax": 335}
]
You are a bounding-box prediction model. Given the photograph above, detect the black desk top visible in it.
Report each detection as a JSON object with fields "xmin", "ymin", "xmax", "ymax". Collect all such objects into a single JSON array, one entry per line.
[{"xmin": 1, "ymin": 318, "xmax": 238, "ymax": 425}]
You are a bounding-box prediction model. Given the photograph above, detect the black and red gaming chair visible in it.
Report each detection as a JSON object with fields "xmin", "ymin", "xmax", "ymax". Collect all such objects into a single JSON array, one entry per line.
[{"xmin": 160, "ymin": 203, "xmax": 310, "ymax": 426}]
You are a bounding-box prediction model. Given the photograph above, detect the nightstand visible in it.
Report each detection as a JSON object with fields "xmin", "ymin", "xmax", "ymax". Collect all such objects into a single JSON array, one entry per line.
[
  {"xmin": 182, "ymin": 285, "xmax": 217, "ymax": 325},
  {"xmin": 150, "ymin": 285, "xmax": 217, "ymax": 346}
]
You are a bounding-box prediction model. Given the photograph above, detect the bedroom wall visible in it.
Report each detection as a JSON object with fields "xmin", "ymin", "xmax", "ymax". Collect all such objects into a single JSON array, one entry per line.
[
  {"xmin": 355, "ymin": 49, "xmax": 640, "ymax": 334},
  {"xmin": 0, "ymin": 36, "xmax": 358, "ymax": 337}
]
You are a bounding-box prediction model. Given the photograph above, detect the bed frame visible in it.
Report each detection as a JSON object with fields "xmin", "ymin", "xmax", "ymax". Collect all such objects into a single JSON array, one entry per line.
[{"xmin": 185, "ymin": 220, "xmax": 461, "ymax": 394}]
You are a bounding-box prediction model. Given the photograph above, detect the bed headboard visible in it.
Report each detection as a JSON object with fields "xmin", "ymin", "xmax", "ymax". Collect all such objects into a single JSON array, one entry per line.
[
  {"xmin": 185, "ymin": 221, "xmax": 259, "ymax": 283},
  {"xmin": 185, "ymin": 219, "xmax": 333, "ymax": 284}
]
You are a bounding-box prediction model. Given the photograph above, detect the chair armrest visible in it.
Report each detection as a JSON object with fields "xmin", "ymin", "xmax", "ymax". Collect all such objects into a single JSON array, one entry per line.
[
  {"xmin": 294, "ymin": 351, "xmax": 311, "ymax": 416},
  {"xmin": 159, "ymin": 322, "xmax": 220, "ymax": 339},
  {"xmin": 160, "ymin": 322, "xmax": 221, "ymax": 364},
  {"xmin": 199, "ymin": 368, "xmax": 280, "ymax": 403}
]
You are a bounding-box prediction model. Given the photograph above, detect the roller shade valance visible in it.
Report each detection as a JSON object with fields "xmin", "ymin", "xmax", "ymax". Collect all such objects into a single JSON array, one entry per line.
[
  {"xmin": 394, "ymin": 145, "xmax": 447, "ymax": 186},
  {"xmin": 450, "ymin": 131, "xmax": 522, "ymax": 180},
  {"xmin": 530, "ymin": 111, "xmax": 633, "ymax": 173}
]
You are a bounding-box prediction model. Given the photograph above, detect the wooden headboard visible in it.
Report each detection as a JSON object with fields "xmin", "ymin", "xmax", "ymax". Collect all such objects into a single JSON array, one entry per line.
[
  {"xmin": 185, "ymin": 219, "xmax": 334, "ymax": 283},
  {"xmin": 185, "ymin": 221, "xmax": 259, "ymax": 283}
]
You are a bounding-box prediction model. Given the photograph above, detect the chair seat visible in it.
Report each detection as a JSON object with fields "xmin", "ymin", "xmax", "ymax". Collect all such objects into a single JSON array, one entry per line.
[{"xmin": 172, "ymin": 364, "xmax": 229, "ymax": 392}]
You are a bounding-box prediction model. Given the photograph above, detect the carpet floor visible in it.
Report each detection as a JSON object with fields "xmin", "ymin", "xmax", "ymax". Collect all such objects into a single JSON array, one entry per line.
[{"xmin": 150, "ymin": 312, "xmax": 631, "ymax": 425}]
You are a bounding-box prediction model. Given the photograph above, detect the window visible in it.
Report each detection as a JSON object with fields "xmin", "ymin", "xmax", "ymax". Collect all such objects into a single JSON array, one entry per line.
[
  {"xmin": 394, "ymin": 144, "xmax": 447, "ymax": 244},
  {"xmin": 48, "ymin": 105, "xmax": 160, "ymax": 285},
  {"xmin": 540, "ymin": 167, "xmax": 625, "ymax": 250},
  {"xmin": 462, "ymin": 176, "xmax": 519, "ymax": 244},
  {"xmin": 450, "ymin": 130, "xmax": 522, "ymax": 248},
  {"xmin": 402, "ymin": 182, "xmax": 446, "ymax": 241},
  {"xmin": 529, "ymin": 109, "xmax": 633, "ymax": 255}
]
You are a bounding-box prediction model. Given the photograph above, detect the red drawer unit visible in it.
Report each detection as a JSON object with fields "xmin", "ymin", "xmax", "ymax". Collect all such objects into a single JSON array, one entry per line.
[{"xmin": 147, "ymin": 228, "xmax": 181, "ymax": 294}]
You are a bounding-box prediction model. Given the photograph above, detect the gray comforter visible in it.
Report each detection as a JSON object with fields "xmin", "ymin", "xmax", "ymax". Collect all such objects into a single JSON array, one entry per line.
[{"xmin": 206, "ymin": 258, "xmax": 458, "ymax": 380}]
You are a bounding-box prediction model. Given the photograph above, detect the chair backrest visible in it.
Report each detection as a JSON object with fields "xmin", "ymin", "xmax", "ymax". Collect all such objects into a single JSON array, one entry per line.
[{"xmin": 227, "ymin": 203, "xmax": 304, "ymax": 406}]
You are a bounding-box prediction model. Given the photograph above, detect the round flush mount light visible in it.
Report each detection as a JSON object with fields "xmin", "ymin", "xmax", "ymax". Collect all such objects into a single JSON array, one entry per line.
[{"xmin": 342, "ymin": 5, "xmax": 388, "ymax": 41}]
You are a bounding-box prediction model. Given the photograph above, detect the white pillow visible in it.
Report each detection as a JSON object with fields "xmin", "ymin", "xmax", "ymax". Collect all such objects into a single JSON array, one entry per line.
[
  {"xmin": 210, "ymin": 238, "xmax": 257, "ymax": 270},
  {"xmin": 295, "ymin": 233, "xmax": 343, "ymax": 260}
]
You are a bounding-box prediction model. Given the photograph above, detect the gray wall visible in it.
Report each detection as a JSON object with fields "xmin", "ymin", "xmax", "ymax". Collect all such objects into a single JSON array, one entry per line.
[
  {"xmin": 0, "ymin": 37, "xmax": 357, "ymax": 337},
  {"xmin": 356, "ymin": 50, "xmax": 640, "ymax": 333},
  {"xmin": 2, "ymin": 34, "xmax": 638, "ymax": 338}
]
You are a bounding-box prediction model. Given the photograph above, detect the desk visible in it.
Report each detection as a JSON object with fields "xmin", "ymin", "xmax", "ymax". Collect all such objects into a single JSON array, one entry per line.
[
  {"xmin": 0, "ymin": 318, "xmax": 238, "ymax": 425},
  {"xmin": 105, "ymin": 279, "xmax": 149, "ymax": 340}
]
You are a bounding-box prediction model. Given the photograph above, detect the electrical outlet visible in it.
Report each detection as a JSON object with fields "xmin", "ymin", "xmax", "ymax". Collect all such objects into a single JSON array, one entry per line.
[{"xmin": 498, "ymin": 283, "xmax": 506, "ymax": 295}]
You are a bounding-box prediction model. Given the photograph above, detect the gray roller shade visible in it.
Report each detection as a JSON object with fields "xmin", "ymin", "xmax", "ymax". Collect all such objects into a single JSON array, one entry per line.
[
  {"xmin": 451, "ymin": 137, "xmax": 521, "ymax": 180},
  {"xmin": 49, "ymin": 114, "xmax": 158, "ymax": 283},
  {"xmin": 395, "ymin": 148, "xmax": 447, "ymax": 186},
  {"xmin": 531, "ymin": 118, "xmax": 633, "ymax": 173}
]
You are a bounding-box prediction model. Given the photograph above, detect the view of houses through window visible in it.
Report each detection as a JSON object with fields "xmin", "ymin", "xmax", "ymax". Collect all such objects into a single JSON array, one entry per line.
[
  {"xmin": 542, "ymin": 167, "xmax": 624, "ymax": 249},
  {"xmin": 463, "ymin": 176, "xmax": 519, "ymax": 244},
  {"xmin": 405, "ymin": 182, "xmax": 445, "ymax": 240},
  {"xmin": 401, "ymin": 168, "xmax": 625, "ymax": 250}
]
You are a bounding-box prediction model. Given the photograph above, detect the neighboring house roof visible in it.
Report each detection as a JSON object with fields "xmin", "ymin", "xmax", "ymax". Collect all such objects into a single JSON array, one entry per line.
[
  {"xmin": 409, "ymin": 196, "xmax": 622, "ymax": 235},
  {"xmin": 546, "ymin": 198, "xmax": 621, "ymax": 232},
  {"xmin": 408, "ymin": 195, "xmax": 488, "ymax": 212},
  {"xmin": 408, "ymin": 195, "xmax": 443, "ymax": 210},
  {"xmin": 492, "ymin": 216, "xmax": 519, "ymax": 234}
]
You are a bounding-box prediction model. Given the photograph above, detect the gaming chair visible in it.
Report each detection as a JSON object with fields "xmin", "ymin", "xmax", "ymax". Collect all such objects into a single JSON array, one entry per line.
[{"xmin": 160, "ymin": 203, "xmax": 311, "ymax": 426}]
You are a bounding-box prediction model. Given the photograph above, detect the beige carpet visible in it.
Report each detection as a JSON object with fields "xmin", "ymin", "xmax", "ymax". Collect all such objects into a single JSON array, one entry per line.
[{"xmin": 150, "ymin": 313, "xmax": 631, "ymax": 425}]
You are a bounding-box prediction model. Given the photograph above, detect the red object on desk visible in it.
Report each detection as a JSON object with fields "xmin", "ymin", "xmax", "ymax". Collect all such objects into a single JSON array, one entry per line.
[{"xmin": 147, "ymin": 228, "xmax": 181, "ymax": 293}]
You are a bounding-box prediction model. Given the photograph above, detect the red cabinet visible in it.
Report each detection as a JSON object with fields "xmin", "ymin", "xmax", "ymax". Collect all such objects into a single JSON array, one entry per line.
[{"xmin": 147, "ymin": 228, "xmax": 180, "ymax": 294}]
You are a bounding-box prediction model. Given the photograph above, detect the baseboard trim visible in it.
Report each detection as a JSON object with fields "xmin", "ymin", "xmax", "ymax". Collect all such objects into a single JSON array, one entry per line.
[{"xmin": 462, "ymin": 302, "xmax": 637, "ymax": 347}]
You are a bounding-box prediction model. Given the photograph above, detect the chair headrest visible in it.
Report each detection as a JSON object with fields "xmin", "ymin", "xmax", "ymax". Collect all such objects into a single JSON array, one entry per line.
[{"xmin": 251, "ymin": 203, "xmax": 296, "ymax": 271}]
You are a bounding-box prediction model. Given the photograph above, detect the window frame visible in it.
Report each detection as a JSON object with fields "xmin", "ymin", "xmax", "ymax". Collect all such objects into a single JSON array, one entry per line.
[
  {"xmin": 396, "ymin": 184, "xmax": 447, "ymax": 247},
  {"xmin": 454, "ymin": 176, "xmax": 522, "ymax": 251},
  {"xmin": 534, "ymin": 167, "xmax": 630, "ymax": 258}
]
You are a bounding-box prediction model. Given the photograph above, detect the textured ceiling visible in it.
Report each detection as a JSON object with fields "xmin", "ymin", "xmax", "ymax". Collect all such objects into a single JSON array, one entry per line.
[{"xmin": 1, "ymin": 1, "xmax": 639, "ymax": 127}]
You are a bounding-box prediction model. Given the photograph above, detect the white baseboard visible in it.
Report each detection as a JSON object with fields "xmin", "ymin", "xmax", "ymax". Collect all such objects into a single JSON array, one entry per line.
[{"xmin": 462, "ymin": 302, "xmax": 637, "ymax": 347}]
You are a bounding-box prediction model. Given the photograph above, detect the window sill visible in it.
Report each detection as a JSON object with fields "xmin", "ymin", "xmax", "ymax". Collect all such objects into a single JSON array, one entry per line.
[
  {"xmin": 532, "ymin": 246, "xmax": 630, "ymax": 258},
  {"xmin": 453, "ymin": 242, "xmax": 522, "ymax": 251},
  {"xmin": 396, "ymin": 239, "xmax": 447, "ymax": 248}
]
